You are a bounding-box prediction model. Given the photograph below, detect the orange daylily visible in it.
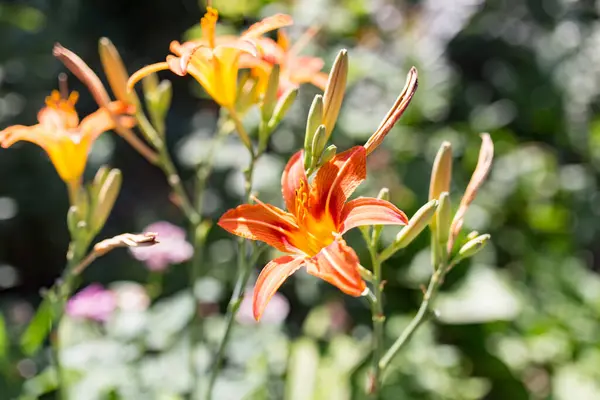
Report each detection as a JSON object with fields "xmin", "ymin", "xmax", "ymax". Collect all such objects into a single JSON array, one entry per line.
[
  {"xmin": 241, "ymin": 28, "xmax": 328, "ymax": 97},
  {"xmin": 0, "ymin": 90, "xmax": 135, "ymax": 188},
  {"xmin": 127, "ymin": 7, "xmax": 293, "ymax": 108},
  {"xmin": 218, "ymin": 146, "xmax": 408, "ymax": 320}
]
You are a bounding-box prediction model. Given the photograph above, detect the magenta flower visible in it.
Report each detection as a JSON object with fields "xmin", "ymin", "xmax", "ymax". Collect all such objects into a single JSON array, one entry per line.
[
  {"xmin": 237, "ymin": 286, "xmax": 290, "ymax": 325},
  {"xmin": 66, "ymin": 284, "xmax": 117, "ymax": 322},
  {"xmin": 129, "ymin": 221, "xmax": 194, "ymax": 271}
]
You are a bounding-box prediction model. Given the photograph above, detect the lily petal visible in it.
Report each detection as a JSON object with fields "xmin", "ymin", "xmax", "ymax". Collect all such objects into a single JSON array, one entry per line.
[
  {"xmin": 242, "ymin": 14, "xmax": 293, "ymax": 39},
  {"xmin": 313, "ymin": 146, "xmax": 367, "ymax": 224},
  {"xmin": 281, "ymin": 150, "xmax": 309, "ymax": 215},
  {"xmin": 339, "ymin": 197, "xmax": 408, "ymax": 234},
  {"xmin": 306, "ymin": 238, "xmax": 366, "ymax": 297},
  {"xmin": 79, "ymin": 101, "xmax": 136, "ymax": 140},
  {"xmin": 217, "ymin": 204, "xmax": 300, "ymax": 253},
  {"xmin": 253, "ymin": 255, "xmax": 304, "ymax": 321}
]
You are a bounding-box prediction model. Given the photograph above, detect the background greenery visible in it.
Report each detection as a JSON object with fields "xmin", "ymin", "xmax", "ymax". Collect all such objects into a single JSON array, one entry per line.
[{"xmin": 2, "ymin": 0, "xmax": 600, "ymax": 398}]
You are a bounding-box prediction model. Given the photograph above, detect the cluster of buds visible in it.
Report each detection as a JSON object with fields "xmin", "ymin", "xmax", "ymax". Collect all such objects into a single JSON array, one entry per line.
[
  {"xmin": 303, "ymin": 50, "xmax": 348, "ymax": 175},
  {"xmin": 380, "ymin": 134, "xmax": 494, "ymax": 266}
]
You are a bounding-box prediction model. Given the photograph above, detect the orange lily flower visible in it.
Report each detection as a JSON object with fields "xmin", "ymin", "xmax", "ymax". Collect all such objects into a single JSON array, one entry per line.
[
  {"xmin": 242, "ymin": 29, "xmax": 328, "ymax": 97},
  {"xmin": 0, "ymin": 90, "xmax": 135, "ymax": 191},
  {"xmin": 127, "ymin": 7, "xmax": 293, "ymax": 109},
  {"xmin": 218, "ymin": 146, "xmax": 408, "ymax": 320}
]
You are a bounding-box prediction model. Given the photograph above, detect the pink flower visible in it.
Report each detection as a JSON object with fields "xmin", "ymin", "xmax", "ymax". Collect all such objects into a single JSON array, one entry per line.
[
  {"xmin": 66, "ymin": 284, "xmax": 117, "ymax": 322},
  {"xmin": 129, "ymin": 221, "xmax": 194, "ymax": 271},
  {"xmin": 237, "ymin": 286, "xmax": 290, "ymax": 325}
]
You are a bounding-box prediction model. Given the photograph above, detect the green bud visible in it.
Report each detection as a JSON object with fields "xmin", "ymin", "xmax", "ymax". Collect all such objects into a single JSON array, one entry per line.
[
  {"xmin": 436, "ymin": 192, "xmax": 451, "ymax": 245},
  {"xmin": 452, "ymin": 234, "xmax": 490, "ymax": 264},
  {"xmin": 466, "ymin": 230, "xmax": 480, "ymax": 241},
  {"xmin": 143, "ymin": 76, "xmax": 172, "ymax": 135},
  {"xmin": 358, "ymin": 265, "xmax": 374, "ymax": 282},
  {"xmin": 429, "ymin": 141, "xmax": 453, "ymax": 201},
  {"xmin": 268, "ymin": 87, "xmax": 298, "ymax": 131},
  {"xmin": 91, "ymin": 169, "xmax": 122, "ymax": 234},
  {"xmin": 377, "ymin": 187, "xmax": 390, "ymax": 201},
  {"xmin": 304, "ymin": 95, "xmax": 324, "ymax": 170},
  {"xmin": 318, "ymin": 144, "xmax": 337, "ymax": 166},
  {"xmin": 261, "ymin": 64, "xmax": 280, "ymax": 123},
  {"xmin": 311, "ymin": 125, "xmax": 328, "ymax": 167},
  {"xmin": 67, "ymin": 206, "xmax": 80, "ymax": 238},
  {"xmin": 322, "ymin": 49, "xmax": 348, "ymax": 139},
  {"xmin": 394, "ymin": 200, "xmax": 439, "ymax": 249}
]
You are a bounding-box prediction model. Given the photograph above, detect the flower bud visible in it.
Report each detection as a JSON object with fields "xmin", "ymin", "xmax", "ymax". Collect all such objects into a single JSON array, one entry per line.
[
  {"xmin": 452, "ymin": 234, "xmax": 490, "ymax": 264},
  {"xmin": 318, "ymin": 144, "xmax": 337, "ymax": 166},
  {"xmin": 377, "ymin": 187, "xmax": 390, "ymax": 202},
  {"xmin": 304, "ymin": 95, "xmax": 324, "ymax": 170},
  {"xmin": 436, "ymin": 192, "xmax": 451, "ymax": 245},
  {"xmin": 429, "ymin": 141, "xmax": 452, "ymax": 201},
  {"xmin": 394, "ymin": 199, "xmax": 438, "ymax": 249},
  {"xmin": 310, "ymin": 125, "xmax": 328, "ymax": 168},
  {"xmin": 99, "ymin": 37, "xmax": 140, "ymax": 107},
  {"xmin": 90, "ymin": 169, "xmax": 122, "ymax": 234},
  {"xmin": 261, "ymin": 64, "xmax": 280, "ymax": 123},
  {"xmin": 466, "ymin": 230, "xmax": 479, "ymax": 241},
  {"xmin": 268, "ymin": 87, "xmax": 298, "ymax": 131},
  {"xmin": 67, "ymin": 205, "xmax": 81, "ymax": 238},
  {"xmin": 322, "ymin": 49, "xmax": 348, "ymax": 139},
  {"xmin": 143, "ymin": 75, "xmax": 172, "ymax": 135}
]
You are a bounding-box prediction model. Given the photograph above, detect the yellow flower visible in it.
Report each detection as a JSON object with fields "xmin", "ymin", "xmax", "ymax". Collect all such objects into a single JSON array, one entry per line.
[
  {"xmin": 0, "ymin": 90, "xmax": 135, "ymax": 187},
  {"xmin": 127, "ymin": 7, "xmax": 293, "ymax": 109}
]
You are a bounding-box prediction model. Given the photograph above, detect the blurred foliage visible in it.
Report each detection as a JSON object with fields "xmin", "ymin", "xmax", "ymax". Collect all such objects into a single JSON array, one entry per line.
[{"xmin": 2, "ymin": 0, "xmax": 600, "ymax": 399}]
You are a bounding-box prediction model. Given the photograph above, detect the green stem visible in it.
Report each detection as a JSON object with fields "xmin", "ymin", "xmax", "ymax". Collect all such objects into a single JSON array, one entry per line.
[
  {"xmin": 378, "ymin": 267, "xmax": 444, "ymax": 372},
  {"xmin": 49, "ymin": 240, "xmax": 88, "ymax": 400},
  {"xmin": 368, "ymin": 231, "xmax": 384, "ymax": 397},
  {"xmin": 206, "ymin": 150, "xmax": 258, "ymax": 399}
]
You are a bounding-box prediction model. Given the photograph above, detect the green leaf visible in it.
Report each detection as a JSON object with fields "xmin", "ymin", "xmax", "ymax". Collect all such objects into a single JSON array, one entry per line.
[{"xmin": 20, "ymin": 298, "xmax": 53, "ymax": 355}]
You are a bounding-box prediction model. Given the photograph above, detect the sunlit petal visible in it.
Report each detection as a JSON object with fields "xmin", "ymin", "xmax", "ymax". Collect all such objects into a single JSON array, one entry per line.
[
  {"xmin": 281, "ymin": 150, "xmax": 308, "ymax": 215},
  {"xmin": 253, "ymin": 255, "xmax": 304, "ymax": 321},
  {"xmin": 312, "ymin": 146, "xmax": 367, "ymax": 224},
  {"xmin": 242, "ymin": 14, "xmax": 293, "ymax": 39},
  {"xmin": 217, "ymin": 204, "xmax": 300, "ymax": 253},
  {"xmin": 79, "ymin": 101, "xmax": 136, "ymax": 140},
  {"xmin": 339, "ymin": 197, "xmax": 408, "ymax": 234},
  {"xmin": 306, "ymin": 238, "xmax": 366, "ymax": 296}
]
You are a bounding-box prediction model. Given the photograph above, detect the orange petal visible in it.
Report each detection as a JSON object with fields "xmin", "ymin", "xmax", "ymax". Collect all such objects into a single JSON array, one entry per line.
[
  {"xmin": 310, "ymin": 72, "xmax": 329, "ymax": 91},
  {"xmin": 305, "ymin": 238, "xmax": 366, "ymax": 297},
  {"xmin": 0, "ymin": 125, "xmax": 50, "ymax": 149},
  {"xmin": 127, "ymin": 62, "xmax": 171, "ymax": 92},
  {"xmin": 79, "ymin": 101, "xmax": 136, "ymax": 140},
  {"xmin": 281, "ymin": 150, "xmax": 308, "ymax": 214},
  {"xmin": 339, "ymin": 197, "xmax": 408, "ymax": 234},
  {"xmin": 253, "ymin": 255, "xmax": 304, "ymax": 321},
  {"xmin": 288, "ymin": 56, "xmax": 325, "ymax": 83},
  {"xmin": 312, "ymin": 146, "xmax": 367, "ymax": 224},
  {"xmin": 242, "ymin": 14, "xmax": 293, "ymax": 39},
  {"xmin": 217, "ymin": 204, "xmax": 300, "ymax": 253}
]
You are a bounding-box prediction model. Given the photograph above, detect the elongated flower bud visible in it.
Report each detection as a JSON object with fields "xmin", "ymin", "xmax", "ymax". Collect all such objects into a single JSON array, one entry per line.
[
  {"xmin": 364, "ymin": 67, "xmax": 418, "ymax": 155},
  {"xmin": 436, "ymin": 192, "xmax": 451, "ymax": 245},
  {"xmin": 318, "ymin": 144, "xmax": 337, "ymax": 166},
  {"xmin": 377, "ymin": 187, "xmax": 390, "ymax": 202},
  {"xmin": 394, "ymin": 199, "xmax": 438, "ymax": 249},
  {"xmin": 261, "ymin": 64, "xmax": 280, "ymax": 123},
  {"xmin": 311, "ymin": 125, "xmax": 328, "ymax": 165},
  {"xmin": 322, "ymin": 49, "xmax": 348, "ymax": 139},
  {"xmin": 91, "ymin": 169, "xmax": 122, "ymax": 234},
  {"xmin": 143, "ymin": 75, "xmax": 172, "ymax": 135},
  {"xmin": 268, "ymin": 87, "xmax": 298, "ymax": 130},
  {"xmin": 429, "ymin": 142, "xmax": 452, "ymax": 201},
  {"xmin": 304, "ymin": 95, "xmax": 324, "ymax": 170},
  {"xmin": 451, "ymin": 234, "xmax": 490, "ymax": 264},
  {"xmin": 99, "ymin": 37, "xmax": 140, "ymax": 107}
]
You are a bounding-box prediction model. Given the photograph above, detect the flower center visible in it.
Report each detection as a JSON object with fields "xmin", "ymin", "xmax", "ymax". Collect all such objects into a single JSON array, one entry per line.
[{"xmin": 291, "ymin": 180, "xmax": 337, "ymax": 257}]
